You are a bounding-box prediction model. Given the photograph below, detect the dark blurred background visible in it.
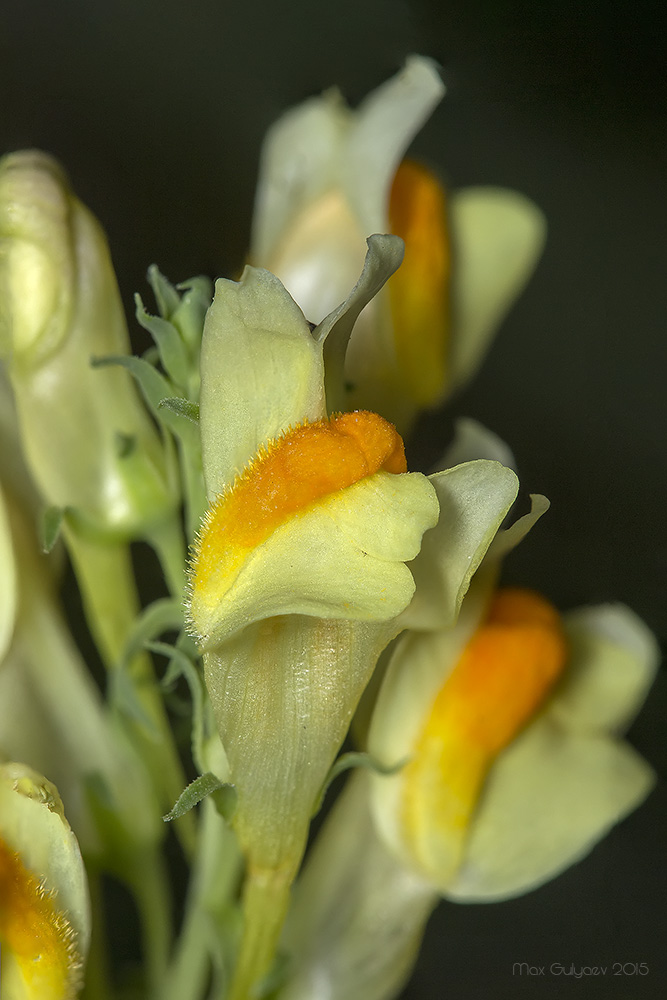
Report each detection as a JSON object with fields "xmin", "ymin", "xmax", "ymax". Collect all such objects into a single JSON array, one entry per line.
[{"xmin": 1, "ymin": 1, "xmax": 666, "ymax": 997}]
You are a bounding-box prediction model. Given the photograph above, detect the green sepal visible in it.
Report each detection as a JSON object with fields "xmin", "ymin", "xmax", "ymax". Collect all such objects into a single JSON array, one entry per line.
[
  {"xmin": 312, "ymin": 751, "xmax": 407, "ymax": 816},
  {"xmin": 40, "ymin": 505, "xmax": 65, "ymax": 553},
  {"xmin": 162, "ymin": 771, "xmax": 235, "ymax": 822},
  {"xmin": 159, "ymin": 397, "xmax": 200, "ymax": 423},
  {"xmin": 147, "ymin": 263, "xmax": 181, "ymax": 320},
  {"xmin": 172, "ymin": 277, "xmax": 213, "ymax": 352}
]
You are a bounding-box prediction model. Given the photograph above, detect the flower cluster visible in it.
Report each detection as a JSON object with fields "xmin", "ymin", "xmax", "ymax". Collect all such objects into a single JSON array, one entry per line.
[{"xmin": 0, "ymin": 56, "xmax": 657, "ymax": 1000}]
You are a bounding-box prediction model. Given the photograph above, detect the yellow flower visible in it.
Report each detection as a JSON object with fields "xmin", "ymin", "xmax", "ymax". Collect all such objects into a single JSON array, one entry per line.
[
  {"xmin": 0, "ymin": 763, "xmax": 90, "ymax": 1000},
  {"xmin": 0, "ymin": 150, "xmax": 176, "ymax": 542},
  {"xmin": 369, "ymin": 542, "xmax": 657, "ymax": 902},
  {"xmin": 186, "ymin": 242, "xmax": 519, "ymax": 998},
  {"xmin": 251, "ymin": 56, "xmax": 545, "ymax": 429}
]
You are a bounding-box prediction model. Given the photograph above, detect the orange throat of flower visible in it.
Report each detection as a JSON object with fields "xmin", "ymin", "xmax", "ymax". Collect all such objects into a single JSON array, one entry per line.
[
  {"xmin": 402, "ymin": 588, "xmax": 568, "ymax": 881},
  {"xmin": 0, "ymin": 837, "xmax": 81, "ymax": 1000},
  {"xmin": 190, "ymin": 410, "xmax": 406, "ymax": 615},
  {"xmin": 388, "ymin": 159, "xmax": 452, "ymax": 407}
]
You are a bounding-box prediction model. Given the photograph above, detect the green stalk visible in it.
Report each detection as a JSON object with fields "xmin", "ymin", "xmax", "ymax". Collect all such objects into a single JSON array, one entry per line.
[
  {"xmin": 228, "ymin": 867, "xmax": 292, "ymax": 1000},
  {"xmin": 127, "ymin": 847, "xmax": 173, "ymax": 1000},
  {"xmin": 164, "ymin": 800, "xmax": 243, "ymax": 1000},
  {"xmin": 65, "ymin": 528, "xmax": 196, "ymax": 856}
]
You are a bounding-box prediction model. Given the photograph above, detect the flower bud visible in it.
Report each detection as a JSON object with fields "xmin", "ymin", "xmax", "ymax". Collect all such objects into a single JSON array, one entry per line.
[
  {"xmin": 0, "ymin": 762, "xmax": 90, "ymax": 999},
  {"xmin": 0, "ymin": 150, "xmax": 175, "ymax": 541}
]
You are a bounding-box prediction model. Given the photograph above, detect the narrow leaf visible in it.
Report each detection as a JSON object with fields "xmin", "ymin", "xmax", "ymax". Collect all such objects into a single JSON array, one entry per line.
[
  {"xmin": 312, "ymin": 751, "xmax": 407, "ymax": 815},
  {"xmin": 162, "ymin": 772, "xmax": 230, "ymax": 822},
  {"xmin": 147, "ymin": 264, "xmax": 181, "ymax": 320},
  {"xmin": 159, "ymin": 397, "xmax": 200, "ymax": 423}
]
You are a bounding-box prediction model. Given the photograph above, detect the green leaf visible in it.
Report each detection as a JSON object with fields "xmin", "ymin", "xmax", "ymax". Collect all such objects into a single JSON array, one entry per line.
[
  {"xmin": 148, "ymin": 639, "xmax": 207, "ymax": 772},
  {"xmin": 162, "ymin": 772, "xmax": 232, "ymax": 822},
  {"xmin": 173, "ymin": 276, "xmax": 213, "ymax": 351},
  {"xmin": 40, "ymin": 505, "xmax": 64, "ymax": 553},
  {"xmin": 147, "ymin": 264, "xmax": 181, "ymax": 320},
  {"xmin": 92, "ymin": 353, "xmax": 179, "ymax": 425},
  {"xmin": 312, "ymin": 751, "xmax": 407, "ymax": 816},
  {"xmin": 109, "ymin": 666, "xmax": 159, "ymax": 736},
  {"xmin": 159, "ymin": 397, "xmax": 200, "ymax": 423},
  {"xmin": 120, "ymin": 598, "xmax": 185, "ymax": 671},
  {"xmin": 135, "ymin": 294, "xmax": 190, "ymax": 385}
]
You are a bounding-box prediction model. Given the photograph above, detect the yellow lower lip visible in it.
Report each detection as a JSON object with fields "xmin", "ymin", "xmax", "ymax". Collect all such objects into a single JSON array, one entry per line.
[{"xmin": 0, "ymin": 837, "xmax": 81, "ymax": 1000}]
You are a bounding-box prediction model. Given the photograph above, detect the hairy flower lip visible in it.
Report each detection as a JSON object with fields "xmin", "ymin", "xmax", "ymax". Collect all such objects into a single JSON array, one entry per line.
[
  {"xmin": 187, "ymin": 410, "xmax": 436, "ymax": 651},
  {"xmin": 0, "ymin": 763, "xmax": 90, "ymax": 1000},
  {"xmin": 191, "ymin": 410, "xmax": 406, "ymax": 596}
]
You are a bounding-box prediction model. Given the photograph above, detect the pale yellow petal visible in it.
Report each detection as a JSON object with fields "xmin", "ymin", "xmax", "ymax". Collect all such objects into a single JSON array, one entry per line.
[
  {"xmin": 552, "ymin": 604, "xmax": 659, "ymax": 734},
  {"xmin": 446, "ymin": 716, "xmax": 655, "ymax": 902},
  {"xmin": 449, "ymin": 187, "xmax": 546, "ymax": 390},
  {"xmin": 401, "ymin": 460, "xmax": 519, "ymax": 631},
  {"xmin": 199, "ymin": 266, "xmax": 326, "ymax": 498}
]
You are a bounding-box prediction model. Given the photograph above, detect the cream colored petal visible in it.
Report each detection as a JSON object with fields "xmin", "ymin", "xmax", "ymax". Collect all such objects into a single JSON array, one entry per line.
[
  {"xmin": 551, "ymin": 604, "xmax": 659, "ymax": 735},
  {"xmin": 251, "ymin": 89, "xmax": 349, "ymax": 264},
  {"xmin": 438, "ymin": 417, "xmax": 516, "ymax": 471},
  {"xmin": 191, "ymin": 470, "xmax": 438, "ymax": 650},
  {"xmin": 446, "ymin": 716, "xmax": 656, "ymax": 902},
  {"xmin": 282, "ymin": 772, "xmax": 436, "ymax": 1000},
  {"xmin": 263, "ymin": 189, "xmax": 368, "ymax": 327},
  {"xmin": 199, "ymin": 266, "xmax": 326, "ymax": 498},
  {"xmin": 343, "ymin": 55, "xmax": 445, "ymax": 236},
  {"xmin": 317, "ymin": 234, "xmax": 404, "ymax": 413},
  {"xmin": 449, "ymin": 187, "xmax": 546, "ymax": 390},
  {"xmin": 0, "ymin": 762, "xmax": 90, "ymax": 956},
  {"xmin": 485, "ymin": 492, "xmax": 550, "ymax": 562},
  {"xmin": 400, "ymin": 460, "xmax": 519, "ymax": 631}
]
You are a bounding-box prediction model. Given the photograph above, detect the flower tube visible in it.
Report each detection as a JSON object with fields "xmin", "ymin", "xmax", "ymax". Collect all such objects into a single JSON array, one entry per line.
[
  {"xmin": 186, "ymin": 238, "xmax": 519, "ymax": 997},
  {"xmin": 0, "ymin": 762, "xmax": 90, "ymax": 1000},
  {"xmin": 251, "ymin": 56, "xmax": 546, "ymax": 429}
]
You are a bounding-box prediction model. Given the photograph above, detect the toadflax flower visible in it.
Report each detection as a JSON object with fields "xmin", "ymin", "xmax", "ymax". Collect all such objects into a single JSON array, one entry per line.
[
  {"xmin": 186, "ymin": 237, "xmax": 519, "ymax": 998},
  {"xmin": 0, "ymin": 150, "xmax": 180, "ymax": 675},
  {"xmin": 0, "ymin": 151, "xmax": 176, "ymax": 545},
  {"xmin": 279, "ymin": 430, "xmax": 657, "ymax": 1000},
  {"xmin": 251, "ymin": 56, "xmax": 546, "ymax": 429},
  {"xmin": 0, "ymin": 762, "xmax": 90, "ymax": 1000}
]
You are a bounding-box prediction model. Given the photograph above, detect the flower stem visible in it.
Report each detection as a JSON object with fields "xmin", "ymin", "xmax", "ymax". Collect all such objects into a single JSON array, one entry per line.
[
  {"xmin": 228, "ymin": 866, "xmax": 292, "ymax": 1000},
  {"xmin": 128, "ymin": 847, "xmax": 173, "ymax": 999},
  {"xmin": 164, "ymin": 800, "xmax": 243, "ymax": 1000}
]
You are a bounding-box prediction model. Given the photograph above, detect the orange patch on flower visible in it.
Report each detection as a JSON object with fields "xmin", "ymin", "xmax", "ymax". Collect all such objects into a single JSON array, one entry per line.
[
  {"xmin": 192, "ymin": 410, "xmax": 406, "ymax": 595},
  {"xmin": 0, "ymin": 837, "xmax": 81, "ymax": 999},
  {"xmin": 402, "ymin": 588, "xmax": 567, "ymax": 876},
  {"xmin": 388, "ymin": 159, "xmax": 451, "ymax": 407}
]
